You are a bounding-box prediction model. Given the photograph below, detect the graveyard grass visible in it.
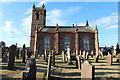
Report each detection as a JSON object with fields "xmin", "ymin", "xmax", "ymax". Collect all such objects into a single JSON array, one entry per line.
[{"xmin": 1, "ymin": 55, "xmax": 120, "ymax": 79}]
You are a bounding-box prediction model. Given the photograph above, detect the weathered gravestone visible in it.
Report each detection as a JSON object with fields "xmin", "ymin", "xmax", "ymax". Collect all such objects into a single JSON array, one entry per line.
[
  {"xmin": 81, "ymin": 60, "xmax": 95, "ymax": 80},
  {"xmin": 107, "ymin": 54, "xmax": 112, "ymax": 65},
  {"xmin": 8, "ymin": 45, "xmax": 16, "ymax": 70},
  {"xmin": 16, "ymin": 48, "xmax": 19, "ymax": 59},
  {"xmin": 76, "ymin": 50, "xmax": 79, "ymax": 56},
  {"xmin": 82, "ymin": 51, "xmax": 86, "ymax": 61},
  {"xmin": 67, "ymin": 47, "xmax": 73, "ymax": 65},
  {"xmin": 52, "ymin": 50, "xmax": 55, "ymax": 66},
  {"xmin": 86, "ymin": 51, "xmax": 89, "ymax": 60},
  {"xmin": 79, "ymin": 50, "xmax": 82, "ymax": 56},
  {"xmin": 90, "ymin": 51, "xmax": 94, "ymax": 57},
  {"xmin": 44, "ymin": 50, "xmax": 48, "ymax": 62},
  {"xmin": 112, "ymin": 49, "xmax": 116, "ymax": 56},
  {"xmin": 76, "ymin": 55, "xmax": 81, "ymax": 70},
  {"xmin": 22, "ymin": 44, "xmax": 26, "ymax": 63},
  {"xmin": 46, "ymin": 53, "xmax": 52, "ymax": 80},
  {"xmin": 116, "ymin": 53, "xmax": 120, "ymax": 62},
  {"xmin": 22, "ymin": 58, "xmax": 36, "ymax": 80},
  {"xmin": 99, "ymin": 49, "xmax": 103, "ymax": 58},
  {"xmin": 62, "ymin": 51, "xmax": 65, "ymax": 62},
  {"xmin": 0, "ymin": 47, "xmax": 7, "ymax": 62},
  {"xmin": 94, "ymin": 54, "xmax": 99, "ymax": 62}
]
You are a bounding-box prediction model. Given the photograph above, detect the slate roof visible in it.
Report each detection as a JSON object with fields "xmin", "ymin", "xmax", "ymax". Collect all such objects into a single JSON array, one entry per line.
[{"xmin": 40, "ymin": 26, "xmax": 95, "ymax": 33}]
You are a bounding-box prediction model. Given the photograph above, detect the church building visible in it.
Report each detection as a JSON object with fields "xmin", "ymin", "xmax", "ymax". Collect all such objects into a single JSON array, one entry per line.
[{"xmin": 30, "ymin": 3, "xmax": 99, "ymax": 54}]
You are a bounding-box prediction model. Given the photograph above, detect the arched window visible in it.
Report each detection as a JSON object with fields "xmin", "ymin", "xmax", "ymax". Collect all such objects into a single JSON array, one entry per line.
[
  {"xmin": 64, "ymin": 37, "xmax": 70, "ymax": 50},
  {"xmin": 44, "ymin": 37, "xmax": 50, "ymax": 50},
  {"xmin": 36, "ymin": 12, "xmax": 39, "ymax": 20},
  {"xmin": 84, "ymin": 37, "xmax": 89, "ymax": 50}
]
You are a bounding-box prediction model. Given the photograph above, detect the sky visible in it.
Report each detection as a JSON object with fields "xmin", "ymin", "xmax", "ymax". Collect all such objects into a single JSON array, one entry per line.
[{"xmin": 0, "ymin": 1, "xmax": 119, "ymax": 48}]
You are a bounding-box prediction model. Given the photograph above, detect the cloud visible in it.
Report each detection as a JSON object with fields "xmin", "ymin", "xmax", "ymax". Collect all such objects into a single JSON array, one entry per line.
[
  {"xmin": 1, "ymin": 21, "xmax": 19, "ymax": 36},
  {"xmin": 47, "ymin": 6, "xmax": 81, "ymax": 26},
  {"xmin": 105, "ymin": 25, "xmax": 118, "ymax": 30}
]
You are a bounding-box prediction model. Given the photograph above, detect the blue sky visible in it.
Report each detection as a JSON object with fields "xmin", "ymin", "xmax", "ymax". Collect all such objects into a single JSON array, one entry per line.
[{"xmin": 0, "ymin": 1, "xmax": 118, "ymax": 48}]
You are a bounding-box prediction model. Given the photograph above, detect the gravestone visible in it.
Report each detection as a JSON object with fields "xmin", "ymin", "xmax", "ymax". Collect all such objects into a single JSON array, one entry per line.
[
  {"xmin": 16, "ymin": 48, "xmax": 19, "ymax": 59},
  {"xmin": 99, "ymin": 49, "xmax": 103, "ymax": 58},
  {"xmin": 116, "ymin": 53, "xmax": 120, "ymax": 62},
  {"xmin": 22, "ymin": 58, "xmax": 36, "ymax": 80},
  {"xmin": 67, "ymin": 47, "xmax": 72, "ymax": 65},
  {"xmin": 76, "ymin": 50, "xmax": 79, "ymax": 56},
  {"xmin": 76, "ymin": 55, "xmax": 81, "ymax": 70},
  {"xmin": 8, "ymin": 45, "xmax": 16, "ymax": 70},
  {"xmin": 1, "ymin": 47, "xmax": 7, "ymax": 62},
  {"xmin": 112, "ymin": 49, "xmax": 116, "ymax": 56},
  {"xmin": 62, "ymin": 51, "xmax": 65, "ymax": 62},
  {"xmin": 86, "ymin": 51, "xmax": 89, "ymax": 60},
  {"xmin": 82, "ymin": 51, "xmax": 86, "ymax": 61},
  {"xmin": 90, "ymin": 51, "xmax": 94, "ymax": 57},
  {"xmin": 81, "ymin": 60, "xmax": 95, "ymax": 80},
  {"xmin": 44, "ymin": 50, "xmax": 48, "ymax": 62},
  {"xmin": 79, "ymin": 50, "xmax": 82, "ymax": 56},
  {"xmin": 107, "ymin": 54, "xmax": 112, "ymax": 65},
  {"xmin": 94, "ymin": 54, "xmax": 99, "ymax": 62},
  {"xmin": 46, "ymin": 53, "xmax": 52, "ymax": 80},
  {"xmin": 52, "ymin": 50, "xmax": 55, "ymax": 66},
  {"xmin": 22, "ymin": 44, "xmax": 26, "ymax": 63}
]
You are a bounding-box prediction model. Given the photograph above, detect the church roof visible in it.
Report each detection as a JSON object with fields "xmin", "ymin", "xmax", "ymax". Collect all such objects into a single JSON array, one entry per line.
[{"xmin": 40, "ymin": 26, "xmax": 95, "ymax": 33}]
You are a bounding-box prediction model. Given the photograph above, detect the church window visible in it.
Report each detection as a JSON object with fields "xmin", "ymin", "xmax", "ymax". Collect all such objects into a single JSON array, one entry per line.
[
  {"xmin": 44, "ymin": 37, "xmax": 50, "ymax": 50},
  {"xmin": 64, "ymin": 37, "xmax": 70, "ymax": 50},
  {"xmin": 84, "ymin": 37, "xmax": 89, "ymax": 50},
  {"xmin": 36, "ymin": 12, "xmax": 39, "ymax": 20}
]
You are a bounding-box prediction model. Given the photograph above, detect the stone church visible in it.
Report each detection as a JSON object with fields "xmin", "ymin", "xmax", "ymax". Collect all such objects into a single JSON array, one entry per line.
[{"xmin": 30, "ymin": 3, "xmax": 99, "ymax": 54}]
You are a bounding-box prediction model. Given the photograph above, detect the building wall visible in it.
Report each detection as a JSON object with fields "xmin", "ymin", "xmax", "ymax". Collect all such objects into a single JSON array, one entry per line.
[{"xmin": 37, "ymin": 31, "xmax": 95, "ymax": 54}]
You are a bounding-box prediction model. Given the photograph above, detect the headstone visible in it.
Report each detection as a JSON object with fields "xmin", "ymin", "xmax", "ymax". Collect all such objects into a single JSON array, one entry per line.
[
  {"xmin": 112, "ymin": 49, "xmax": 116, "ymax": 56},
  {"xmin": 90, "ymin": 51, "xmax": 94, "ymax": 57},
  {"xmin": 76, "ymin": 55, "xmax": 81, "ymax": 70},
  {"xmin": 62, "ymin": 51, "xmax": 65, "ymax": 62},
  {"xmin": 82, "ymin": 51, "xmax": 86, "ymax": 61},
  {"xmin": 22, "ymin": 58, "xmax": 36, "ymax": 80},
  {"xmin": 8, "ymin": 45, "xmax": 16, "ymax": 70},
  {"xmin": 67, "ymin": 47, "xmax": 72, "ymax": 65},
  {"xmin": 79, "ymin": 50, "xmax": 82, "ymax": 56},
  {"xmin": 116, "ymin": 53, "xmax": 120, "ymax": 62},
  {"xmin": 107, "ymin": 54, "xmax": 112, "ymax": 65},
  {"xmin": 86, "ymin": 51, "xmax": 89, "ymax": 60},
  {"xmin": 22, "ymin": 44, "xmax": 26, "ymax": 63},
  {"xmin": 44, "ymin": 50, "xmax": 48, "ymax": 62},
  {"xmin": 94, "ymin": 54, "xmax": 99, "ymax": 62},
  {"xmin": 76, "ymin": 50, "xmax": 79, "ymax": 56},
  {"xmin": 52, "ymin": 50, "xmax": 55, "ymax": 66},
  {"xmin": 1, "ymin": 47, "xmax": 8, "ymax": 62},
  {"xmin": 46, "ymin": 53, "xmax": 52, "ymax": 79},
  {"xmin": 81, "ymin": 60, "xmax": 95, "ymax": 80},
  {"xmin": 16, "ymin": 48, "xmax": 19, "ymax": 59},
  {"xmin": 99, "ymin": 49, "xmax": 103, "ymax": 58}
]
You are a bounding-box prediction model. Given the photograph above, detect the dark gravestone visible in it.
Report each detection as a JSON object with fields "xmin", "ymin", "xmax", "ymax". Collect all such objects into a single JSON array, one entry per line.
[
  {"xmin": 22, "ymin": 44, "xmax": 26, "ymax": 63},
  {"xmin": 46, "ymin": 53, "xmax": 52, "ymax": 80},
  {"xmin": 76, "ymin": 55, "xmax": 81, "ymax": 70},
  {"xmin": 62, "ymin": 51, "xmax": 65, "ymax": 62},
  {"xmin": 52, "ymin": 50, "xmax": 55, "ymax": 66},
  {"xmin": 0, "ymin": 47, "xmax": 7, "ymax": 62},
  {"xmin": 81, "ymin": 60, "xmax": 95, "ymax": 80},
  {"xmin": 8, "ymin": 45, "xmax": 16, "ymax": 70},
  {"xmin": 16, "ymin": 48, "xmax": 19, "ymax": 59},
  {"xmin": 22, "ymin": 58, "xmax": 36, "ymax": 80},
  {"xmin": 116, "ymin": 53, "xmax": 120, "ymax": 62},
  {"xmin": 94, "ymin": 54, "xmax": 99, "ymax": 62},
  {"xmin": 107, "ymin": 54, "xmax": 112, "ymax": 65}
]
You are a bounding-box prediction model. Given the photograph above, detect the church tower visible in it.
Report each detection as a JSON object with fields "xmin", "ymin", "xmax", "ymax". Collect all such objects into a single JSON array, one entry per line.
[{"xmin": 30, "ymin": 3, "xmax": 46, "ymax": 51}]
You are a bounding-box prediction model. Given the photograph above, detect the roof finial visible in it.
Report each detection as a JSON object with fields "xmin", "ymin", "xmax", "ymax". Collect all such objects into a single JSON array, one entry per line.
[
  {"xmin": 86, "ymin": 20, "xmax": 89, "ymax": 26},
  {"xmin": 95, "ymin": 24, "xmax": 98, "ymax": 30},
  {"xmin": 33, "ymin": 2, "xmax": 35, "ymax": 8},
  {"xmin": 42, "ymin": 2, "xmax": 45, "ymax": 9}
]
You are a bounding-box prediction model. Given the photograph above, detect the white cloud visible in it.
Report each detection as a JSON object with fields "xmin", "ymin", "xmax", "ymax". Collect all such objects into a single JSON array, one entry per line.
[
  {"xmin": 25, "ymin": 8, "xmax": 32, "ymax": 15},
  {"xmin": 37, "ymin": 0, "xmax": 47, "ymax": 7},
  {"xmin": 1, "ymin": 21, "xmax": 19, "ymax": 36},
  {"xmin": 105, "ymin": 25, "xmax": 118, "ymax": 30}
]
